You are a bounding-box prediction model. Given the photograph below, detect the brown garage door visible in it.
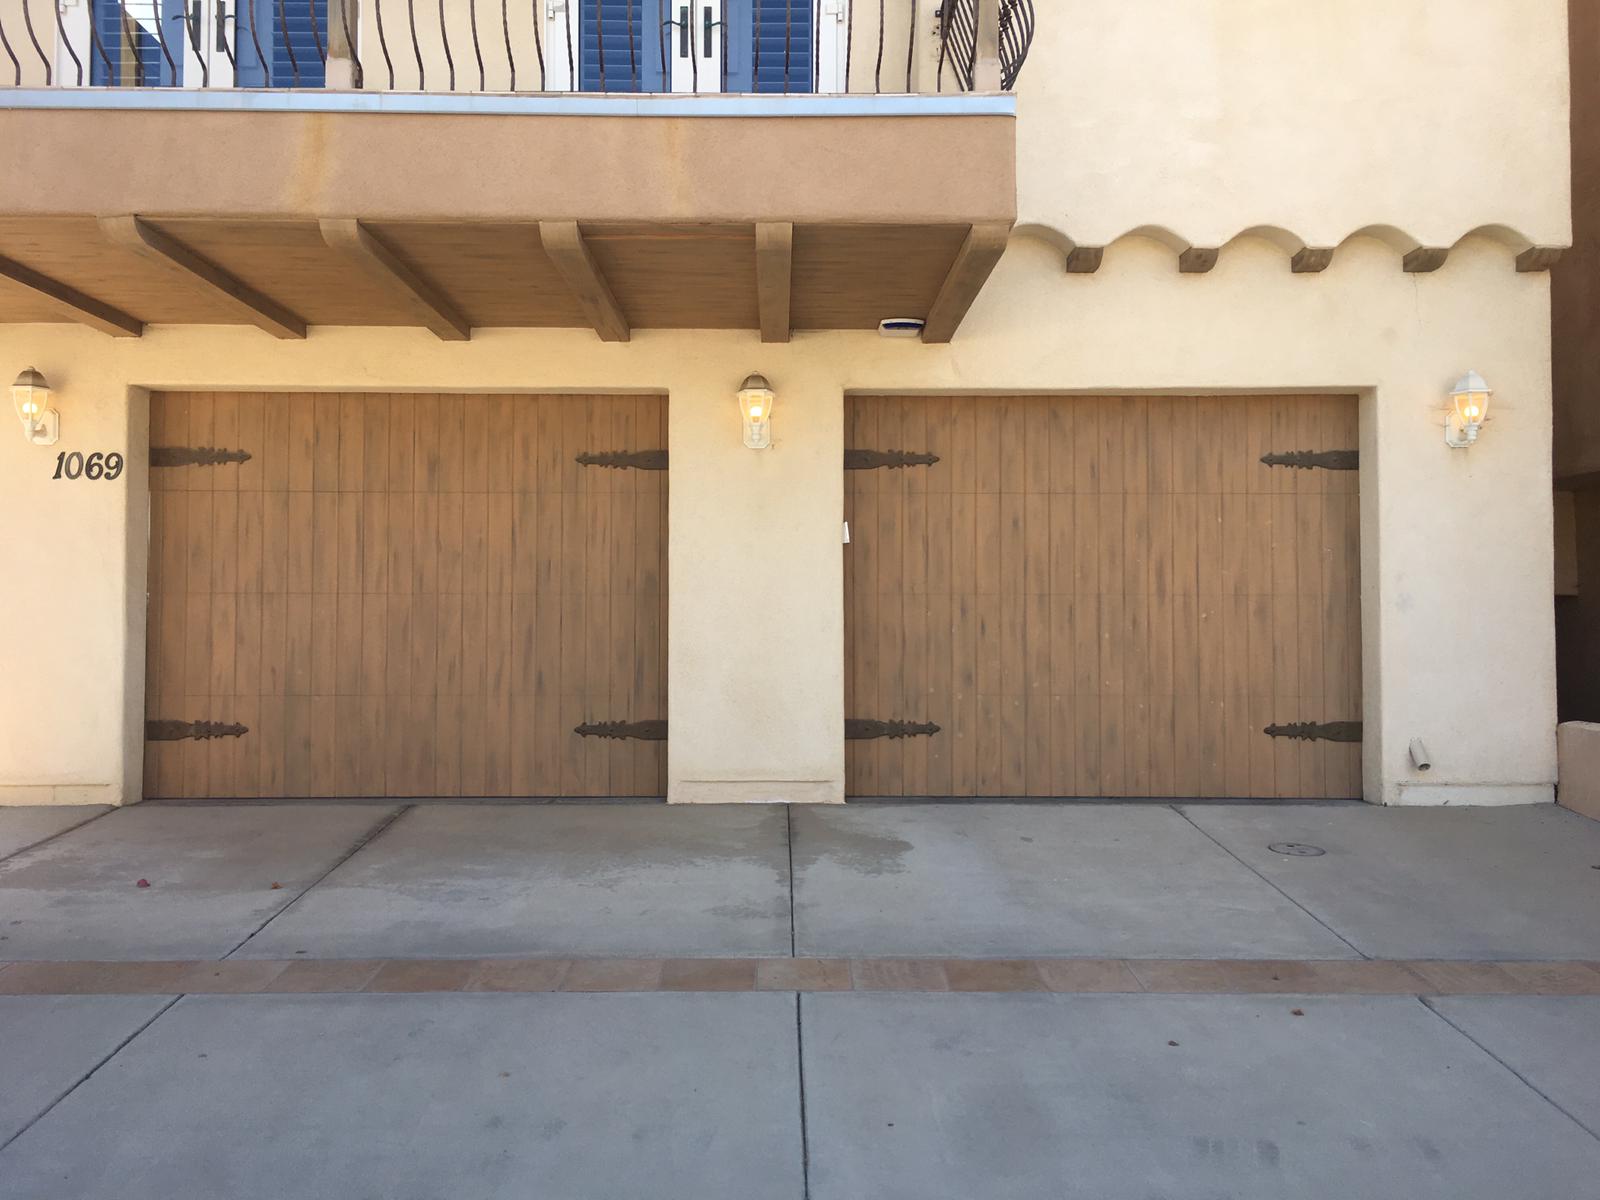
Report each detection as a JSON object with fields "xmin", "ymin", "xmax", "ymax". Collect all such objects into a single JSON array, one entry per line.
[
  {"xmin": 845, "ymin": 394, "xmax": 1361, "ymax": 799},
  {"xmin": 144, "ymin": 392, "xmax": 666, "ymax": 799}
]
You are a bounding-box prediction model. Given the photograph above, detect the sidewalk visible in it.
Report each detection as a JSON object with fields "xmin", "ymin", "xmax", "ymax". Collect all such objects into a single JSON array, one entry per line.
[{"xmin": 2, "ymin": 800, "xmax": 1598, "ymax": 1199}]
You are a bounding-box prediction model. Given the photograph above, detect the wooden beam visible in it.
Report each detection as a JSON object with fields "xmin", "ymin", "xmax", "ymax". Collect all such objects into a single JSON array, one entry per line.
[
  {"xmin": 319, "ymin": 218, "xmax": 471, "ymax": 341},
  {"xmin": 1517, "ymin": 246, "xmax": 1565, "ymax": 273},
  {"xmin": 921, "ymin": 222, "xmax": 1011, "ymax": 344},
  {"xmin": 1291, "ymin": 247, "xmax": 1335, "ymax": 274},
  {"xmin": 1403, "ymin": 247, "xmax": 1450, "ymax": 274},
  {"xmin": 100, "ymin": 215, "xmax": 305, "ymax": 339},
  {"xmin": 1178, "ymin": 247, "xmax": 1220, "ymax": 274},
  {"xmin": 539, "ymin": 220, "xmax": 630, "ymax": 343},
  {"xmin": 755, "ymin": 222, "xmax": 793, "ymax": 344},
  {"xmin": 0, "ymin": 254, "xmax": 143, "ymax": 337},
  {"xmin": 1063, "ymin": 246, "xmax": 1104, "ymax": 274}
]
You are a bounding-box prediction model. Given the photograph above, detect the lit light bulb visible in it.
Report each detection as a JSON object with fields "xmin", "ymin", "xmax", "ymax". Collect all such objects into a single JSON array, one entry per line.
[{"xmin": 749, "ymin": 403, "xmax": 764, "ymax": 419}]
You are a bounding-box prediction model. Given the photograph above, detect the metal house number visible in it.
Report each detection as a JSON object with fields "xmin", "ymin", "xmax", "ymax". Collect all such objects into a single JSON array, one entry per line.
[{"xmin": 51, "ymin": 451, "xmax": 125, "ymax": 481}]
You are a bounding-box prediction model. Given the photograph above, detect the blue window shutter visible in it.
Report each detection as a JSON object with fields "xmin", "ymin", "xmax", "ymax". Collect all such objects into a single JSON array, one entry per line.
[
  {"xmin": 90, "ymin": 0, "xmax": 186, "ymax": 86},
  {"xmin": 750, "ymin": 0, "xmax": 811, "ymax": 92},
  {"xmin": 270, "ymin": 0, "xmax": 328, "ymax": 86},
  {"xmin": 724, "ymin": 0, "xmax": 811, "ymax": 93},
  {"xmin": 580, "ymin": 0, "xmax": 665, "ymax": 92}
]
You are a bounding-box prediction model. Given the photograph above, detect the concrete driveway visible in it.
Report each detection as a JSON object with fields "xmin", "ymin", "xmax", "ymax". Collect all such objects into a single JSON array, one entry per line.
[{"xmin": 2, "ymin": 799, "xmax": 1599, "ymax": 1197}]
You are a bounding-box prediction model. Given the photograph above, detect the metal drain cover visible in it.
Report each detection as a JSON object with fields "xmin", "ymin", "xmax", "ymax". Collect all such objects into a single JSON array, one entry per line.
[{"xmin": 1268, "ymin": 842, "xmax": 1326, "ymax": 857}]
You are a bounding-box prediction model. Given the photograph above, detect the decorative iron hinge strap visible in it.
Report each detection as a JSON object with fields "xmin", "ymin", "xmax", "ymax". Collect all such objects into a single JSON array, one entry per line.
[
  {"xmin": 1264, "ymin": 721, "xmax": 1363, "ymax": 743},
  {"xmin": 150, "ymin": 447, "xmax": 253, "ymax": 468},
  {"xmin": 146, "ymin": 720, "xmax": 249, "ymax": 742},
  {"xmin": 846, "ymin": 719, "xmax": 941, "ymax": 740},
  {"xmin": 845, "ymin": 450, "xmax": 941, "ymax": 471},
  {"xmin": 576, "ymin": 451, "xmax": 669, "ymax": 471},
  {"xmin": 575, "ymin": 720, "xmax": 669, "ymax": 741},
  {"xmin": 1260, "ymin": 450, "xmax": 1359, "ymax": 471}
]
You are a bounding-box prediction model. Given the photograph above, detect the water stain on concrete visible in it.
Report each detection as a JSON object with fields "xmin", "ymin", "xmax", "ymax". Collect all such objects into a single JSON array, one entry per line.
[{"xmin": 791, "ymin": 824, "xmax": 913, "ymax": 876}]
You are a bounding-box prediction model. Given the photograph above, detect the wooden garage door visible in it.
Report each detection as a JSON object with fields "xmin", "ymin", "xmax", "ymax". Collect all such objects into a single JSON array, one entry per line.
[
  {"xmin": 144, "ymin": 393, "xmax": 666, "ymax": 799},
  {"xmin": 845, "ymin": 395, "xmax": 1361, "ymax": 799}
]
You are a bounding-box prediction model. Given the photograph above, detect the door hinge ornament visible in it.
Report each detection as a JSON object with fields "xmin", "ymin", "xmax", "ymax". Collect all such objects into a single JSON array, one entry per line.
[
  {"xmin": 576, "ymin": 450, "xmax": 669, "ymax": 471},
  {"xmin": 1264, "ymin": 721, "xmax": 1363, "ymax": 743},
  {"xmin": 150, "ymin": 447, "xmax": 253, "ymax": 468},
  {"xmin": 1260, "ymin": 450, "xmax": 1359, "ymax": 471},
  {"xmin": 845, "ymin": 719, "xmax": 941, "ymax": 740},
  {"xmin": 844, "ymin": 450, "xmax": 941, "ymax": 470},
  {"xmin": 145, "ymin": 720, "xmax": 249, "ymax": 742},
  {"xmin": 575, "ymin": 720, "xmax": 669, "ymax": 741}
]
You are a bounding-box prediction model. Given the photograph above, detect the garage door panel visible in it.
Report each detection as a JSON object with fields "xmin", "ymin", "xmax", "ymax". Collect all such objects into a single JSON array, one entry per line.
[
  {"xmin": 145, "ymin": 391, "xmax": 666, "ymax": 800},
  {"xmin": 847, "ymin": 393, "xmax": 1362, "ymax": 800}
]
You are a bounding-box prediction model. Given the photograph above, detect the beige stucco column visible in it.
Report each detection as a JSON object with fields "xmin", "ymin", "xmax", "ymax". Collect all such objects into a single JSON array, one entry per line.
[{"xmin": 666, "ymin": 361, "xmax": 846, "ymax": 804}]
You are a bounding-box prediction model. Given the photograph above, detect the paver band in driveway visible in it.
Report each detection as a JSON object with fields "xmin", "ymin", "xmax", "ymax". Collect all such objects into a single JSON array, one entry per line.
[{"xmin": 5, "ymin": 957, "xmax": 1598, "ymax": 995}]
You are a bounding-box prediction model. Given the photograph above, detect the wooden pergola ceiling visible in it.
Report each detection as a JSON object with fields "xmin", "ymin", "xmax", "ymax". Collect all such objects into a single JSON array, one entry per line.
[{"xmin": 0, "ymin": 215, "xmax": 1009, "ymax": 344}]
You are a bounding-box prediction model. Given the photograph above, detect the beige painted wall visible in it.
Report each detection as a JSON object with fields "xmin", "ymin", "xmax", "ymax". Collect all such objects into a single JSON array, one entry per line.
[{"xmin": 0, "ymin": 233, "xmax": 1558, "ymax": 805}]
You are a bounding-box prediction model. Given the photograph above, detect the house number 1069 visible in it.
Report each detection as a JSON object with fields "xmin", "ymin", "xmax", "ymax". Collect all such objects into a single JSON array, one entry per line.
[{"xmin": 52, "ymin": 451, "xmax": 125, "ymax": 481}]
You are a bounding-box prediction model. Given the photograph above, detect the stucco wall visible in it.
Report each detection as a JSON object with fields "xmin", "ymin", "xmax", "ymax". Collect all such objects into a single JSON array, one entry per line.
[
  {"xmin": 1015, "ymin": 0, "xmax": 1570, "ymax": 253},
  {"xmin": 0, "ymin": 234, "xmax": 1558, "ymax": 805}
]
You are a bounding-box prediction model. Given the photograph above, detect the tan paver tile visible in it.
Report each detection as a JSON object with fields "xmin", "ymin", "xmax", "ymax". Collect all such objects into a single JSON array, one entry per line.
[
  {"xmin": 1035, "ymin": 959, "xmax": 1145, "ymax": 993},
  {"xmin": 1496, "ymin": 962, "xmax": 1600, "ymax": 995},
  {"xmin": 0, "ymin": 961, "xmax": 191, "ymax": 995},
  {"xmin": 363, "ymin": 960, "xmax": 481, "ymax": 993},
  {"xmin": 562, "ymin": 959, "xmax": 665, "ymax": 992},
  {"xmin": 467, "ymin": 960, "xmax": 572, "ymax": 992},
  {"xmin": 261, "ymin": 960, "xmax": 386, "ymax": 993},
  {"xmin": 754, "ymin": 959, "xmax": 853, "ymax": 992},
  {"xmin": 1406, "ymin": 962, "xmax": 1525, "ymax": 994},
  {"xmin": 173, "ymin": 960, "xmax": 292, "ymax": 993},
  {"xmin": 942, "ymin": 960, "xmax": 1047, "ymax": 992},
  {"xmin": 659, "ymin": 959, "xmax": 757, "ymax": 992},
  {"xmin": 849, "ymin": 960, "xmax": 950, "ymax": 992}
]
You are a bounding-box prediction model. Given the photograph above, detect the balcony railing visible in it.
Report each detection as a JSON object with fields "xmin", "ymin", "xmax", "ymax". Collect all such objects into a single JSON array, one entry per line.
[{"xmin": 0, "ymin": 0, "xmax": 1033, "ymax": 93}]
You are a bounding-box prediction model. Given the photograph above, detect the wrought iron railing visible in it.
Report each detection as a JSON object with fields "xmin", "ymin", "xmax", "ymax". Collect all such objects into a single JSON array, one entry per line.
[{"xmin": 0, "ymin": 0, "xmax": 1034, "ymax": 92}]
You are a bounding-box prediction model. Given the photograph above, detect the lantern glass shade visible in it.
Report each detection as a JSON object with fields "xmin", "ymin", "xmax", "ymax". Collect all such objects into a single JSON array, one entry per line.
[
  {"xmin": 12, "ymin": 367, "xmax": 49, "ymax": 426},
  {"xmin": 1450, "ymin": 370, "xmax": 1491, "ymax": 427},
  {"xmin": 738, "ymin": 374, "xmax": 776, "ymax": 449}
]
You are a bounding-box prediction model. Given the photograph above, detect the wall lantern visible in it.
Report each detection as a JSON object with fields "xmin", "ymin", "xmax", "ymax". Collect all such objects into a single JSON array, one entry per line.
[
  {"xmin": 12, "ymin": 367, "xmax": 59, "ymax": 446},
  {"xmin": 738, "ymin": 374, "xmax": 777, "ymax": 450},
  {"xmin": 1445, "ymin": 369, "xmax": 1491, "ymax": 449}
]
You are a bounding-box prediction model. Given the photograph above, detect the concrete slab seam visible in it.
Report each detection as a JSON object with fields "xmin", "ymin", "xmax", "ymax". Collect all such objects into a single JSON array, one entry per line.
[
  {"xmin": 220, "ymin": 805, "xmax": 413, "ymax": 960},
  {"xmin": 795, "ymin": 993, "xmax": 811, "ymax": 1200},
  {"xmin": 1169, "ymin": 803, "xmax": 1370, "ymax": 959},
  {"xmin": 0, "ymin": 993, "xmax": 183, "ymax": 1158},
  {"xmin": 0, "ymin": 807, "xmax": 117, "ymax": 867},
  {"xmin": 1416, "ymin": 996, "xmax": 1600, "ymax": 1145}
]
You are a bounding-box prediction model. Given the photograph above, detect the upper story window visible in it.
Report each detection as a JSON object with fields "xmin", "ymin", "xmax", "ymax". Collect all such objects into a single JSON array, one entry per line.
[
  {"xmin": 558, "ymin": 0, "xmax": 820, "ymax": 94},
  {"xmin": 85, "ymin": 0, "xmax": 327, "ymax": 87}
]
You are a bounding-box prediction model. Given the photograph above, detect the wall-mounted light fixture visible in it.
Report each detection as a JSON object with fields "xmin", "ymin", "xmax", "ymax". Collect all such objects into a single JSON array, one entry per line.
[
  {"xmin": 738, "ymin": 374, "xmax": 776, "ymax": 450},
  {"xmin": 1445, "ymin": 370, "xmax": 1491, "ymax": 449},
  {"xmin": 12, "ymin": 367, "xmax": 58, "ymax": 446}
]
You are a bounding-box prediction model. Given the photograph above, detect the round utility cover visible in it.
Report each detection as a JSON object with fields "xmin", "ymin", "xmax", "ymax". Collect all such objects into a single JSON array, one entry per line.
[{"xmin": 1268, "ymin": 842, "xmax": 1326, "ymax": 857}]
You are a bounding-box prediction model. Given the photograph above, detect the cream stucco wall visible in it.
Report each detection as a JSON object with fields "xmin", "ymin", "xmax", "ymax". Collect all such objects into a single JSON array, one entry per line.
[
  {"xmin": 1014, "ymin": 0, "xmax": 1571, "ymax": 252},
  {"xmin": 0, "ymin": 234, "xmax": 1559, "ymax": 805}
]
